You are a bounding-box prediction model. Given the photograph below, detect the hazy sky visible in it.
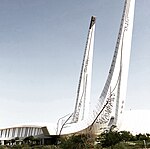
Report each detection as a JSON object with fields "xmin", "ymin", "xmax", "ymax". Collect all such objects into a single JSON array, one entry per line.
[{"xmin": 0, "ymin": 0, "xmax": 149, "ymax": 127}]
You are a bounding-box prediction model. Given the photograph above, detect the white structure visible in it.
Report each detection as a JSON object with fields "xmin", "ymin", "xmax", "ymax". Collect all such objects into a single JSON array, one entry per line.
[
  {"xmin": 72, "ymin": 16, "xmax": 96, "ymax": 123},
  {"xmin": 0, "ymin": 0, "xmax": 136, "ymax": 142},
  {"xmin": 0, "ymin": 125, "xmax": 43, "ymax": 140},
  {"xmin": 92, "ymin": 0, "xmax": 135, "ymax": 131},
  {"xmin": 59, "ymin": 0, "xmax": 135, "ymax": 135}
]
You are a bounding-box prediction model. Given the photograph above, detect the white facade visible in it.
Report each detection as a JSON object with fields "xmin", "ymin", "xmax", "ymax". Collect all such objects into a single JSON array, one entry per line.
[{"xmin": 0, "ymin": 125, "xmax": 43, "ymax": 141}]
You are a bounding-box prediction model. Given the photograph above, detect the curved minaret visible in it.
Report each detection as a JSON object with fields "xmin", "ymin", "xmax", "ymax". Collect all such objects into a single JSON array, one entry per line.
[
  {"xmin": 72, "ymin": 16, "xmax": 96, "ymax": 123},
  {"xmin": 93, "ymin": 0, "xmax": 135, "ymax": 131}
]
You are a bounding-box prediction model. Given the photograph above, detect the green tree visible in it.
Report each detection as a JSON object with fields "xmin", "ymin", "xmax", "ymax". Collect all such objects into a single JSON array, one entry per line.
[
  {"xmin": 98, "ymin": 130, "xmax": 121, "ymax": 149},
  {"xmin": 11, "ymin": 138, "xmax": 16, "ymax": 145},
  {"xmin": 136, "ymin": 133, "xmax": 148, "ymax": 141},
  {"xmin": 23, "ymin": 136, "xmax": 35, "ymax": 145},
  {"xmin": 119, "ymin": 131, "xmax": 133, "ymax": 142},
  {"xmin": 59, "ymin": 134, "xmax": 92, "ymax": 149}
]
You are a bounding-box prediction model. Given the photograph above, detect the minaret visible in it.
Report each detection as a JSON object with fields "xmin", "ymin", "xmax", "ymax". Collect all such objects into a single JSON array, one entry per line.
[
  {"xmin": 93, "ymin": 0, "xmax": 135, "ymax": 130},
  {"xmin": 72, "ymin": 16, "xmax": 96, "ymax": 123}
]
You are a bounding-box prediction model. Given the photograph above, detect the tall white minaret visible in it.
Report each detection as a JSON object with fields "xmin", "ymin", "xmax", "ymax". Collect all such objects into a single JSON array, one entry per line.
[
  {"xmin": 72, "ymin": 16, "xmax": 96, "ymax": 123},
  {"xmin": 93, "ymin": 0, "xmax": 135, "ymax": 130}
]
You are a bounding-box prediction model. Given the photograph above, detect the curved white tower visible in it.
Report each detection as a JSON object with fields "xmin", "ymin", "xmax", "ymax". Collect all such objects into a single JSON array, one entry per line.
[
  {"xmin": 72, "ymin": 16, "xmax": 96, "ymax": 123},
  {"xmin": 93, "ymin": 0, "xmax": 135, "ymax": 131},
  {"xmin": 56, "ymin": 16, "xmax": 96, "ymax": 135}
]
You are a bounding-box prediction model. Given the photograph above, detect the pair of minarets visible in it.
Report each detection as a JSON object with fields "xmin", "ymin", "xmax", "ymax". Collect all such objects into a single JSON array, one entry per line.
[
  {"xmin": 58, "ymin": 0, "xmax": 135, "ymax": 135},
  {"xmin": 72, "ymin": 0, "xmax": 135, "ymax": 130}
]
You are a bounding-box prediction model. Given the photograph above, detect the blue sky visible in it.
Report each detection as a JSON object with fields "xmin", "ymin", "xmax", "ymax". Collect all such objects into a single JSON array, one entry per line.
[{"xmin": 0, "ymin": 0, "xmax": 149, "ymax": 127}]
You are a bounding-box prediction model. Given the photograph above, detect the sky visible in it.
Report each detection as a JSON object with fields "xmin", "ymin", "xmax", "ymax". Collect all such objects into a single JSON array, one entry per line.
[{"xmin": 0, "ymin": 0, "xmax": 149, "ymax": 128}]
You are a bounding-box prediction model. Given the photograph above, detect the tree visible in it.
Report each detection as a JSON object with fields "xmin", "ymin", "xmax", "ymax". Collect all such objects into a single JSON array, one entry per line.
[
  {"xmin": 59, "ymin": 134, "xmax": 93, "ymax": 149},
  {"xmin": 23, "ymin": 136, "xmax": 35, "ymax": 145},
  {"xmin": 11, "ymin": 138, "xmax": 16, "ymax": 145},
  {"xmin": 98, "ymin": 130, "xmax": 121, "ymax": 149},
  {"xmin": 119, "ymin": 131, "xmax": 133, "ymax": 142},
  {"xmin": 136, "ymin": 133, "xmax": 148, "ymax": 141}
]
